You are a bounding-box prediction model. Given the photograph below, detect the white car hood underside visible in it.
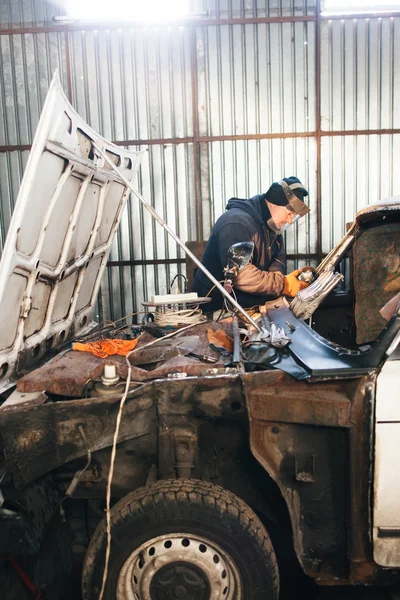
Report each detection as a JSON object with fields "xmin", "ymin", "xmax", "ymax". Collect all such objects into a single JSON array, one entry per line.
[{"xmin": 0, "ymin": 73, "xmax": 143, "ymax": 393}]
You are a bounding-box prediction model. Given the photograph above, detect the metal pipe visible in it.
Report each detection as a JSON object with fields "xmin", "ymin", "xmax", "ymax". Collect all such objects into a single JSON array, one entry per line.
[
  {"xmin": 3, "ymin": 128, "xmax": 400, "ymax": 154},
  {"xmin": 93, "ymin": 142, "xmax": 262, "ymax": 332},
  {"xmin": 105, "ymin": 253, "xmax": 322, "ymax": 269}
]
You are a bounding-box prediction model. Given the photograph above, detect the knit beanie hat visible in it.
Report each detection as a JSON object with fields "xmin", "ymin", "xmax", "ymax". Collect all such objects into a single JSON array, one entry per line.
[{"xmin": 265, "ymin": 176, "xmax": 308, "ymax": 206}]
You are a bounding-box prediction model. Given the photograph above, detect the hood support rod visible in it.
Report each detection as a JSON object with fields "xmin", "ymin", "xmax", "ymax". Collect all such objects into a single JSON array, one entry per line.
[{"xmin": 93, "ymin": 143, "xmax": 261, "ymax": 332}]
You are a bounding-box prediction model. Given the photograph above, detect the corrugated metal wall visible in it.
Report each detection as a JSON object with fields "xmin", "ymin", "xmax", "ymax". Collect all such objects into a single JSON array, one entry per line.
[{"xmin": 0, "ymin": 0, "xmax": 399, "ymax": 320}]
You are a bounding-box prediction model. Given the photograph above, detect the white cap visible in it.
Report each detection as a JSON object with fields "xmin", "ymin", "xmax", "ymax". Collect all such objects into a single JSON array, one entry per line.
[{"xmin": 101, "ymin": 364, "xmax": 119, "ymax": 386}]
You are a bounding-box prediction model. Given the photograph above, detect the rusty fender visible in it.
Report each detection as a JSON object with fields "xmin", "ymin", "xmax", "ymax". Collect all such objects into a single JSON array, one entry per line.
[{"xmin": 242, "ymin": 369, "xmax": 380, "ymax": 585}]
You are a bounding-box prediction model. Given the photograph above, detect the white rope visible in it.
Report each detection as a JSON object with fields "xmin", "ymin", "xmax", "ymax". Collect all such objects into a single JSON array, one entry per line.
[
  {"xmin": 98, "ymin": 353, "xmax": 133, "ymax": 600},
  {"xmin": 153, "ymin": 306, "xmax": 206, "ymax": 327},
  {"xmin": 97, "ymin": 321, "xmax": 202, "ymax": 599}
]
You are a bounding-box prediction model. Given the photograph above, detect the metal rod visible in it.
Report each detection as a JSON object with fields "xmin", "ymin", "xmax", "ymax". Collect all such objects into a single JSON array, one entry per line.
[
  {"xmin": 316, "ymin": 0, "xmax": 322, "ymax": 263},
  {"xmin": 232, "ymin": 316, "xmax": 241, "ymax": 366},
  {"xmin": 3, "ymin": 127, "xmax": 400, "ymax": 154},
  {"xmin": 105, "ymin": 253, "xmax": 324, "ymax": 269},
  {"xmin": 93, "ymin": 142, "xmax": 262, "ymax": 332}
]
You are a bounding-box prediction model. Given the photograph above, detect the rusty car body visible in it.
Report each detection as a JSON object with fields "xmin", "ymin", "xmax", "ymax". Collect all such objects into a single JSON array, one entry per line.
[{"xmin": 0, "ymin": 75, "xmax": 399, "ymax": 599}]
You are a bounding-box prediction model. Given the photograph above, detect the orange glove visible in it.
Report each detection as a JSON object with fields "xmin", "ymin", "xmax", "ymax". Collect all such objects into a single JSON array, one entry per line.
[
  {"xmin": 207, "ymin": 328, "xmax": 234, "ymax": 353},
  {"xmin": 283, "ymin": 269, "xmax": 310, "ymax": 297}
]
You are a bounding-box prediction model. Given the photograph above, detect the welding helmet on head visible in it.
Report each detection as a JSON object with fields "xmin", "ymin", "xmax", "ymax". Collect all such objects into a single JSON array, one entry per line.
[{"xmin": 265, "ymin": 176, "xmax": 310, "ymax": 232}]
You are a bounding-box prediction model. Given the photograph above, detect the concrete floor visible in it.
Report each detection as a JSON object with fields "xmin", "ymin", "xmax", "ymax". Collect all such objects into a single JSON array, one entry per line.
[
  {"xmin": 282, "ymin": 580, "xmax": 396, "ymax": 600},
  {"xmin": 312, "ymin": 589, "xmax": 396, "ymax": 600}
]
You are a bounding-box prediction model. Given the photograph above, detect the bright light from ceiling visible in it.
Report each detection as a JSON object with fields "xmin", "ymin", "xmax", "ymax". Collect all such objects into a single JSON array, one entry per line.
[
  {"xmin": 63, "ymin": 0, "xmax": 190, "ymax": 21},
  {"xmin": 322, "ymin": 0, "xmax": 399, "ymax": 14}
]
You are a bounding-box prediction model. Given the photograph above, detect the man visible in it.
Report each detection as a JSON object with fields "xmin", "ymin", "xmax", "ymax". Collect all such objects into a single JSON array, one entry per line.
[{"xmin": 192, "ymin": 176, "xmax": 312, "ymax": 312}]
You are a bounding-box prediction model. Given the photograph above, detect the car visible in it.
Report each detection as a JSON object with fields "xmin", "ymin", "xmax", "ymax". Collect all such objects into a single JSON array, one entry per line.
[{"xmin": 0, "ymin": 74, "xmax": 399, "ymax": 600}]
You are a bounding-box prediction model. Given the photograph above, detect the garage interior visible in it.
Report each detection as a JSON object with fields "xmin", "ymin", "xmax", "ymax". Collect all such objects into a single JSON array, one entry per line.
[
  {"xmin": 1, "ymin": 0, "xmax": 399, "ymax": 322},
  {"xmin": 0, "ymin": 0, "xmax": 399, "ymax": 599}
]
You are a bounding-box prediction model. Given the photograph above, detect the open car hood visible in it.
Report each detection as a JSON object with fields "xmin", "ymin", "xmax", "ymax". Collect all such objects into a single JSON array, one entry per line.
[{"xmin": 0, "ymin": 73, "xmax": 143, "ymax": 393}]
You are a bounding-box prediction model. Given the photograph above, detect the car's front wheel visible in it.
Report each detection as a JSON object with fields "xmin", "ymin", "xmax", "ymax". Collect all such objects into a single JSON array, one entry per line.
[{"xmin": 82, "ymin": 479, "xmax": 279, "ymax": 600}]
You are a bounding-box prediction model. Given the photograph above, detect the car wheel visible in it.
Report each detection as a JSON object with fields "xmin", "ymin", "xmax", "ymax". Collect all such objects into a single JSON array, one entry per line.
[{"xmin": 82, "ymin": 479, "xmax": 279, "ymax": 600}]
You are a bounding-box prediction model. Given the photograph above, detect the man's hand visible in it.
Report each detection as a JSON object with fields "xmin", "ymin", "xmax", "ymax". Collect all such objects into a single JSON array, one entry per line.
[{"xmin": 283, "ymin": 269, "xmax": 311, "ymax": 297}]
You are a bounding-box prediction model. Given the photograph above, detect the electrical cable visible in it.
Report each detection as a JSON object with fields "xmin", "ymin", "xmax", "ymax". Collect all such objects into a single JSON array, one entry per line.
[
  {"xmin": 169, "ymin": 273, "xmax": 187, "ymax": 294},
  {"xmin": 205, "ymin": 280, "xmax": 225, "ymax": 297}
]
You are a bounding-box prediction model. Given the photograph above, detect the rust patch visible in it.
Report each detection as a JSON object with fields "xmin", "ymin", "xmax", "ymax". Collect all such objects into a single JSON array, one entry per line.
[
  {"xmin": 17, "ymin": 322, "xmax": 232, "ymax": 396},
  {"xmin": 243, "ymin": 370, "xmax": 352, "ymax": 427}
]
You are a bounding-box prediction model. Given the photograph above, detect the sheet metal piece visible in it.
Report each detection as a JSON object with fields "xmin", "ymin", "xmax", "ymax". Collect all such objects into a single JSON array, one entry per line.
[
  {"xmin": 271, "ymin": 305, "xmax": 399, "ymax": 377},
  {"xmin": 290, "ymin": 267, "xmax": 344, "ymax": 319},
  {"xmin": 129, "ymin": 336, "xmax": 199, "ymax": 365},
  {"xmin": 243, "ymin": 343, "xmax": 310, "ymax": 380}
]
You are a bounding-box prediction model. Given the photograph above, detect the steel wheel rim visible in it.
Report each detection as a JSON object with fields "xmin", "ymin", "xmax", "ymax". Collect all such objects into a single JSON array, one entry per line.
[{"xmin": 116, "ymin": 532, "xmax": 243, "ymax": 600}]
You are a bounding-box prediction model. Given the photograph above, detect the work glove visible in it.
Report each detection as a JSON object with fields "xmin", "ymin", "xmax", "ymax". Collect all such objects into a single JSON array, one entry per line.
[{"xmin": 283, "ymin": 269, "xmax": 311, "ymax": 297}]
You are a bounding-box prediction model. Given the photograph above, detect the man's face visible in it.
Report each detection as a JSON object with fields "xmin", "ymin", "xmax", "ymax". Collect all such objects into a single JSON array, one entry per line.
[{"xmin": 267, "ymin": 202, "xmax": 297, "ymax": 229}]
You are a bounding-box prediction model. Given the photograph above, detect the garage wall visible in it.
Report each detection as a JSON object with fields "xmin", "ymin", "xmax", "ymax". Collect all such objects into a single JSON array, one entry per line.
[{"xmin": 0, "ymin": 0, "xmax": 399, "ymax": 320}]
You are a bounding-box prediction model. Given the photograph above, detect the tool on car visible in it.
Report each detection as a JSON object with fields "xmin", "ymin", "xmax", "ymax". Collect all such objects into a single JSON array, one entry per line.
[
  {"xmin": 223, "ymin": 241, "xmax": 255, "ymax": 293},
  {"xmin": 298, "ymin": 266, "xmax": 318, "ymax": 283}
]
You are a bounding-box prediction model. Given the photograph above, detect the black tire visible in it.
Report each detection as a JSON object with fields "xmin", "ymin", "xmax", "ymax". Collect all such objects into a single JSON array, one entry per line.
[{"xmin": 82, "ymin": 479, "xmax": 279, "ymax": 600}]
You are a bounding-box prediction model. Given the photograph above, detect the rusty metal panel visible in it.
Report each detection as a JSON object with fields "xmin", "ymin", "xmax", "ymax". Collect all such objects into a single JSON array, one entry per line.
[
  {"xmin": 68, "ymin": 27, "xmax": 193, "ymax": 142},
  {"xmin": 0, "ymin": 32, "xmax": 67, "ymax": 146},
  {"xmin": 201, "ymin": 138, "xmax": 318, "ymax": 254},
  {"xmin": 196, "ymin": 21, "xmax": 316, "ymax": 137},
  {"xmin": 320, "ymin": 134, "xmax": 400, "ymax": 252},
  {"xmin": 247, "ymin": 384, "xmax": 351, "ymax": 427},
  {"xmin": 320, "ymin": 17, "xmax": 400, "ymax": 132}
]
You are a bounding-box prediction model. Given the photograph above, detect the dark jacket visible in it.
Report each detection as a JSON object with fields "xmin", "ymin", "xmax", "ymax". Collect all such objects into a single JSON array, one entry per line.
[{"xmin": 192, "ymin": 194, "xmax": 286, "ymax": 311}]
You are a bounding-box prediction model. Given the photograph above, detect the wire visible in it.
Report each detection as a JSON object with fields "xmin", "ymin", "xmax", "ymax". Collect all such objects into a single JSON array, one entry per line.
[
  {"xmin": 112, "ymin": 311, "xmax": 147, "ymax": 326},
  {"xmin": 169, "ymin": 273, "xmax": 187, "ymax": 294},
  {"xmin": 205, "ymin": 280, "xmax": 225, "ymax": 297}
]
